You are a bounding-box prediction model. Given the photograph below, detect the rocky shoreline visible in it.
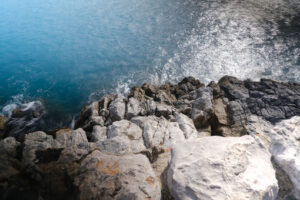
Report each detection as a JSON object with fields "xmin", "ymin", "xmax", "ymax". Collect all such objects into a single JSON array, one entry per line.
[{"xmin": 0, "ymin": 76, "xmax": 300, "ymax": 200}]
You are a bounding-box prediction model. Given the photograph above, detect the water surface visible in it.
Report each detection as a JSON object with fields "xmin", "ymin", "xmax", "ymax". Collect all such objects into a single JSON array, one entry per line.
[{"xmin": 0, "ymin": 0, "xmax": 299, "ymax": 129}]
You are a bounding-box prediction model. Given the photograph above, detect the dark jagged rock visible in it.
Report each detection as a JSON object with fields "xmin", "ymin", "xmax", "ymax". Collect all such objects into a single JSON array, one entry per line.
[
  {"xmin": 174, "ymin": 76, "xmax": 205, "ymax": 98},
  {"xmin": 217, "ymin": 76, "xmax": 300, "ymax": 124}
]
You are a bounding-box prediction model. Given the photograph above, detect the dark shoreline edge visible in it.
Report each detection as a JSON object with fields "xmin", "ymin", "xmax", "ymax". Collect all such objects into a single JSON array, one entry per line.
[{"xmin": 2, "ymin": 75, "xmax": 300, "ymax": 139}]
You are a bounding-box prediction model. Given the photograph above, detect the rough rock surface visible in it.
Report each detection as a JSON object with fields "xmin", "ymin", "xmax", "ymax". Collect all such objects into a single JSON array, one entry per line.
[
  {"xmin": 98, "ymin": 120, "xmax": 146, "ymax": 154},
  {"xmin": 270, "ymin": 117, "xmax": 300, "ymax": 199},
  {"xmin": 0, "ymin": 137, "xmax": 20, "ymax": 179},
  {"xmin": 108, "ymin": 94, "xmax": 126, "ymax": 123},
  {"xmin": 74, "ymin": 150, "xmax": 161, "ymax": 200},
  {"xmin": 168, "ymin": 136, "xmax": 279, "ymax": 200},
  {"xmin": 174, "ymin": 113, "xmax": 198, "ymax": 139},
  {"xmin": 90, "ymin": 125, "xmax": 107, "ymax": 142},
  {"xmin": 1, "ymin": 76, "xmax": 300, "ymax": 200},
  {"xmin": 218, "ymin": 76, "xmax": 300, "ymax": 123},
  {"xmin": 4, "ymin": 101, "xmax": 46, "ymax": 138},
  {"xmin": 55, "ymin": 128, "xmax": 89, "ymax": 163}
]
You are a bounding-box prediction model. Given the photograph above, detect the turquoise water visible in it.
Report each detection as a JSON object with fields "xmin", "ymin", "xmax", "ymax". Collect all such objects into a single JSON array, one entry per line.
[{"xmin": 0, "ymin": 0, "xmax": 299, "ymax": 129}]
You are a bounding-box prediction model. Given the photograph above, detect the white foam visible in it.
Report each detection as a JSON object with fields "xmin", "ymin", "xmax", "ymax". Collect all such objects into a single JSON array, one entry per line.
[
  {"xmin": 156, "ymin": 0, "xmax": 300, "ymax": 84},
  {"xmin": 1, "ymin": 94, "xmax": 44, "ymax": 118},
  {"xmin": 114, "ymin": 0, "xmax": 299, "ymax": 93},
  {"xmin": 2, "ymin": 103, "xmax": 17, "ymax": 118}
]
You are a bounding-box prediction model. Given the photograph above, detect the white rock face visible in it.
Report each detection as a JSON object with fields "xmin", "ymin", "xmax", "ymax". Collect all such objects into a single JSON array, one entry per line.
[
  {"xmin": 131, "ymin": 116, "xmax": 186, "ymax": 148},
  {"xmin": 270, "ymin": 117, "xmax": 300, "ymax": 199},
  {"xmin": 102, "ymin": 120, "xmax": 146, "ymax": 154},
  {"xmin": 175, "ymin": 113, "xmax": 198, "ymax": 139},
  {"xmin": 143, "ymin": 116, "xmax": 169, "ymax": 148},
  {"xmin": 168, "ymin": 136, "xmax": 278, "ymax": 200},
  {"xmin": 166, "ymin": 122, "xmax": 185, "ymax": 145}
]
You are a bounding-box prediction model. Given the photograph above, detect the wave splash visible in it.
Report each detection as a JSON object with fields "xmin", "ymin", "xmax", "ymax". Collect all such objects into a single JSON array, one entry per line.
[
  {"xmin": 1, "ymin": 94, "xmax": 47, "ymax": 137},
  {"xmin": 114, "ymin": 0, "xmax": 300, "ymax": 94}
]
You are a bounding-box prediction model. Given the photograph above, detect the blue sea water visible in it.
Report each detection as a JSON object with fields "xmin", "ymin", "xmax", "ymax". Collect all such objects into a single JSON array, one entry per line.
[{"xmin": 0, "ymin": 0, "xmax": 299, "ymax": 129}]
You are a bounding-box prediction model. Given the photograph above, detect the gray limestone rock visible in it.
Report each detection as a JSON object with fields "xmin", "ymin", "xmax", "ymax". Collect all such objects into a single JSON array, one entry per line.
[{"xmin": 74, "ymin": 150, "xmax": 161, "ymax": 200}]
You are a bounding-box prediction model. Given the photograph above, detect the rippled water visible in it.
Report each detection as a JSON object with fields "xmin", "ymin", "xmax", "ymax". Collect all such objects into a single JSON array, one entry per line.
[{"xmin": 0, "ymin": 0, "xmax": 299, "ymax": 129}]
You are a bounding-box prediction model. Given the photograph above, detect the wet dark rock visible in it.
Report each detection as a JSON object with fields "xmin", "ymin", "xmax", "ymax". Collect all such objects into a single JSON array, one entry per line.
[
  {"xmin": 174, "ymin": 76, "xmax": 204, "ymax": 98},
  {"xmin": 217, "ymin": 77, "xmax": 300, "ymax": 124},
  {"xmin": 75, "ymin": 101, "xmax": 101, "ymax": 130},
  {"xmin": 218, "ymin": 76, "xmax": 249, "ymax": 100},
  {"xmin": 4, "ymin": 101, "xmax": 46, "ymax": 138}
]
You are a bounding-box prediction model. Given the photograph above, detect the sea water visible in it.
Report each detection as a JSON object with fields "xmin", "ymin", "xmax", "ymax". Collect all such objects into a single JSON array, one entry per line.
[{"xmin": 0, "ymin": 0, "xmax": 299, "ymax": 129}]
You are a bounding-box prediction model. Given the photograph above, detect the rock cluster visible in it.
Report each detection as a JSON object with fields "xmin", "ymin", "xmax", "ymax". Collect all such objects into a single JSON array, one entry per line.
[{"xmin": 0, "ymin": 76, "xmax": 300, "ymax": 200}]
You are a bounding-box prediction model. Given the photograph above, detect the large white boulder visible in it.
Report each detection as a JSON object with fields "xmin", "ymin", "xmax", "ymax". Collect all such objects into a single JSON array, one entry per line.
[{"xmin": 168, "ymin": 136, "xmax": 278, "ymax": 200}]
